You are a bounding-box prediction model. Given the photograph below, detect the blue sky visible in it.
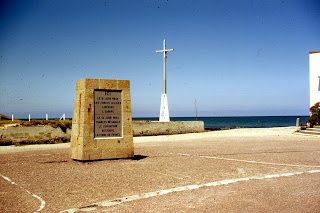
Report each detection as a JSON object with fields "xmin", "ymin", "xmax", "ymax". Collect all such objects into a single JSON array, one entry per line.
[{"xmin": 1, "ymin": 0, "xmax": 319, "ymax": 118}]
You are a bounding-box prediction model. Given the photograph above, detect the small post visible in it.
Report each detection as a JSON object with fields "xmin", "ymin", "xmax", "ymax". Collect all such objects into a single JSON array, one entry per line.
[
  {"xmin": 59, "ymin": 113, "xmax": 65, "ymax": 121},
  {"xmin": 296, "ymin": 118, "xmax": 300, "ymax": 127},
  {"xmin": 29, "ymin": 114, "xmax": 31, "ymax": 121},
  {"xmin": 46, "ymin": 114, "xmax": 48, "ymax": 120},
  {"xmin": 12, "ymin": 114, "xmax": 14, "ymax": 121},
  {"xmin": 195, "ymin": 100, "xmax": 198, "ymax": 121}
]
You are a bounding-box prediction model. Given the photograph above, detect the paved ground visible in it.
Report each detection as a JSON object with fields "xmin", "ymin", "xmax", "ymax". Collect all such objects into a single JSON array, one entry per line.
[{"xmin": 0, "ymin": 127, "xmax": 320, "ymax": 212}]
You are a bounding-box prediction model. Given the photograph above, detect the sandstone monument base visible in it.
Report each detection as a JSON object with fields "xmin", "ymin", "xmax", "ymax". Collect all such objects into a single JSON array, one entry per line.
[{"xmin": 70, "ymin": 78, "xmax": 134, "ymax": 161}]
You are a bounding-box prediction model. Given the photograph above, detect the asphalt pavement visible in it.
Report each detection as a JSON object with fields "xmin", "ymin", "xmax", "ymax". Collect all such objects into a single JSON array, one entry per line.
[{"xmin": 0, "ymin": 128, "xmax": 319, "ymax": 212}]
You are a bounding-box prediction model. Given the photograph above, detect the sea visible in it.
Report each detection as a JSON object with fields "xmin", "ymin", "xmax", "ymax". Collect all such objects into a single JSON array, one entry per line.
[
  {"xmin": 133, "ymin": 116, "xmax": 309, "ymax": 130},
  {"xmin": 19, "ymin": 116, "xmax": 309, "ymax": 130}
]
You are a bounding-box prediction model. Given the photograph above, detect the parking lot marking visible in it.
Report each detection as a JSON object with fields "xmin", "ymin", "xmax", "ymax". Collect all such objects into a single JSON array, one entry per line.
[
  {"xmin": 0, "ymin": 173, "xmax": 46, "ymax": 212},
  {"xmin": 58, "ymin": 169, "xmax": 320, "ymax": 212},
  {"xmin": 176, "ymin": 153, "xmax": 320, "ymax": 168}
]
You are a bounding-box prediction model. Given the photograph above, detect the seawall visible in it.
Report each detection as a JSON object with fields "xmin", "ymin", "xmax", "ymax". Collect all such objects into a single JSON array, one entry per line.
[
  {"xmin": 0, "ymin": 126, "xmax": 71, "ymax": 144},
  {"xmin": 0, "ymin": 121, "xmax": 205, "ymax": 144},
  {"xmin": 132, "ymin": 121, "xmax": 205, "ymax": 136}
]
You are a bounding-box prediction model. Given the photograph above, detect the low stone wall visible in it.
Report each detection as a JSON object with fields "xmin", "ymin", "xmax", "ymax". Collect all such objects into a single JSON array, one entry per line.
[
  {"xmin": 0, "ymin": 121, "xmax": 205, "ymax": 144},
  {"xmin": 132, "ymin": 121, "xmax": 205, "ymax": 136},
  {"xmin": 0, "ymin": 126, "xmax": 71, "ymax": 144}
]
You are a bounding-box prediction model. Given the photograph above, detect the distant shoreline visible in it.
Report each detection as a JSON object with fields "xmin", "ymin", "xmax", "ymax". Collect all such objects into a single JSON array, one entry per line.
[
  {"xmin": 133, "ymin": 116, "xmax": 308, "ymax": 130},
  {"xmin": 10, "ymin": 115, "xmax": 308, "ymax": 129},
  {"xmin": 12, "ymin": 115, "xmax": 309, "ymax": 120}
]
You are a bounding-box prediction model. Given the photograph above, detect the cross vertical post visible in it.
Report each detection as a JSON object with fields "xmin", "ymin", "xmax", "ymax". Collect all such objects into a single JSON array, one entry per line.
[
  {"xmin": 156, "ymin": 39, "xmax": 174, "ymax": 94},
  {"xmin": 164, "ymin": 40, "xmax": 166, "ymax": 94}
]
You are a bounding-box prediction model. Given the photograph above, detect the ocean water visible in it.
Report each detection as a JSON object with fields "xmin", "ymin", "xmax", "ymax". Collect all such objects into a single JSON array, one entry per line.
[
  {"xmin": 133, "ymin": 116, "xmax": 309, "ymax": 129},
  {"xmin": 19, "ymin": 116, "xmax": 308, "ymax": 130}
]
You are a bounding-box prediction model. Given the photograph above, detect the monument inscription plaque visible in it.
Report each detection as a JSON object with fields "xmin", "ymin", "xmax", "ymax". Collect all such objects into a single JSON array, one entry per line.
[{"xmin": 94, "ymin": 90, "xmax": 122, "ymax": 138}]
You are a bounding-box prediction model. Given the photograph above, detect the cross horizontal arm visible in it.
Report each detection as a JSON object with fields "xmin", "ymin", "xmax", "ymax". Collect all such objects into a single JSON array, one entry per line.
[{"xmin": 156, "ymin": 49, "xmax": 174, "ymax": 53}]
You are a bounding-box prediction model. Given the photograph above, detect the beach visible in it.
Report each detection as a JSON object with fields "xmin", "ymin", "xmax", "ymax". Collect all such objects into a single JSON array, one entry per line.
[{"xmin": 0, "ymin": 127, "xmax": 319, "ymax": 212}]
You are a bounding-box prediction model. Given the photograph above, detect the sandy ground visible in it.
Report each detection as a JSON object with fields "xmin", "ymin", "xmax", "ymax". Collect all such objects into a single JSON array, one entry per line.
[
  {"xmin": 134, "ymin": 127, "xmax": 303, "ymax": 143},
  {"xmin": 0, "ymin": 127, "xmax": 319, "ymax": 212}
]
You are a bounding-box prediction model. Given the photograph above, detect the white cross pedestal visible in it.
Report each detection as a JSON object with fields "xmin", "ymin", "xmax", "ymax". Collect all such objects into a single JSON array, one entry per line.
[
  {"xmin": 160, "ymin": 94, "xmax": 170, "ymax": 121},
  {"xmin": 156, "ymin": 39, "xmax": 174, "ymax": 122}
]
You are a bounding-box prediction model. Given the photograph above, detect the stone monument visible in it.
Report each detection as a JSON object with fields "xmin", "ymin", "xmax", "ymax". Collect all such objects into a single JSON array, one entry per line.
[{"xmin": 70, "ymin": 78, "xmax": 134, "ymax": 161}]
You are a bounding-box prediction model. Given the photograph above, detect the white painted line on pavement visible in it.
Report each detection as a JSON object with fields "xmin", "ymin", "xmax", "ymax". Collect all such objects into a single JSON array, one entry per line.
[
  {"xmin": 0, "ymin": 173, "xmax": 46, "ymax": 212},
  {"xmin": 176, "ymin": 153, "xmax": 320, "ymax": 168},
  {"xmin": 58, "ymin": 169, "xmax": 320, "ymax": 212}
]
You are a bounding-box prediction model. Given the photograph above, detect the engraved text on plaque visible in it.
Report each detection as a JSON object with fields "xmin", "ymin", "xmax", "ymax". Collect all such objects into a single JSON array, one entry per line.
[{"xmin": 94, "ymin": 90, "xmax": 122, "ymax": 138}]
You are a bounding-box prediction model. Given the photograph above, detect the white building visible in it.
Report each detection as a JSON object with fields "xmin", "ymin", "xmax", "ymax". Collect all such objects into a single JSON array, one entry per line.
[{"xmin": 309, "ymin": 51, "xmax": 320, "ymax": 108}]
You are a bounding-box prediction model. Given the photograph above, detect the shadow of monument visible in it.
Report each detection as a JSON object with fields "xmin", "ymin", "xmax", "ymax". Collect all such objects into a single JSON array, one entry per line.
[
  {"xmin": 73, "ymin": 155, "xmax": 148, "ymax": 163},
  {"xmin": 131, "ymin": 155, "xmax": 148, "ymax": 161}
]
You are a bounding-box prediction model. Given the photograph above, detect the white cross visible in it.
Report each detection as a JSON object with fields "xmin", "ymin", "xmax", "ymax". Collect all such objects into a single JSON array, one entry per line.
[{"xmin": 156, "ymin": 39, "xmax": 174, "ymax": 94}]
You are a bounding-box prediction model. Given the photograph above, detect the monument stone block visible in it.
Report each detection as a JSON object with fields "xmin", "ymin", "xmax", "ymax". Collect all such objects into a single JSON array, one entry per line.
[{"xmin": 70, "ymin": 78, "xmax": 134, "ymax": 161}]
